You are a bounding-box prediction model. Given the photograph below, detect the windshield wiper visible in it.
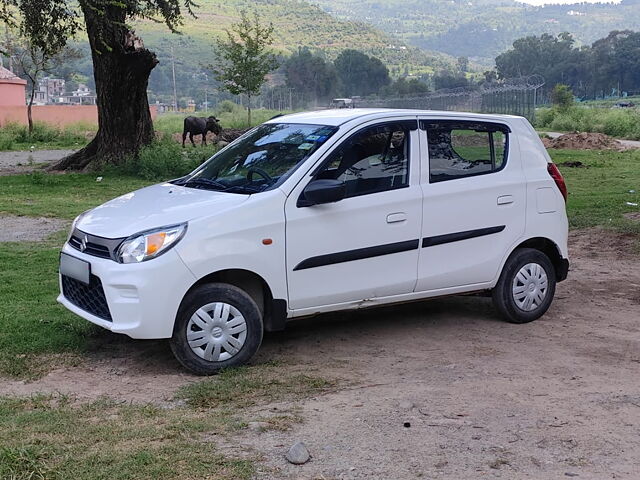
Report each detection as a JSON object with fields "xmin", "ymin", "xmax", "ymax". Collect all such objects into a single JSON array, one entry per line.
[{"xmin": 177, "ymin": 177, "xmax": 229, "ymax": 191}]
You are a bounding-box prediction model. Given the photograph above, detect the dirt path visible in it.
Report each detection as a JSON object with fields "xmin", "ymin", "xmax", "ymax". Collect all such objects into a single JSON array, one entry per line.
[
  {"xmin": 2, "ymin": 228, "xmax": 639, "ymax": 478},
  {"xmin": 0, "ymin": 149, "xmax": 75, "ymax": 175}
]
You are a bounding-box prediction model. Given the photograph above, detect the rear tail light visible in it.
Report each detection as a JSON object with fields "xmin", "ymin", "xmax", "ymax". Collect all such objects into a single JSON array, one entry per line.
[{"xmin": 547, "ymin": 163, "xmax": 568, "ymax": 202}]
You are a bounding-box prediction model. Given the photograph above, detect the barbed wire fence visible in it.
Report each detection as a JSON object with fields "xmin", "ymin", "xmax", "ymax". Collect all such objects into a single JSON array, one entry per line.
[{"xmin": 358, "ymin": 75, "xmax": 546, "ymax": 122}]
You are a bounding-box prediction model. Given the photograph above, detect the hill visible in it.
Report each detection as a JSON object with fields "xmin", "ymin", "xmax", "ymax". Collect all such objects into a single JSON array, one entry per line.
[
  {"xmin": 129, "ymin": 0, "xmax": 453, "ymax": 100},
  {"xmin": 312, "ymin": 0, "xmax": 640, "ymax": 62}
]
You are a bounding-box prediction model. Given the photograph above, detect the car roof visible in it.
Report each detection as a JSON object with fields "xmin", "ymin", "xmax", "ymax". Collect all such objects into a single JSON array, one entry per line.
[{"xmin": 266, "ymin": 108, "xmax": 523, "ymax": 127}]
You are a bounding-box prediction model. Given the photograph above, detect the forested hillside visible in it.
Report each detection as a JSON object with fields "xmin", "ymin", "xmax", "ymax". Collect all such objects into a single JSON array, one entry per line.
[
  {"xmin": 136, "ymin": 0, "xmax": 451, "ymax": 96},
  {"xmin": 314, "ymin": 0, "xmax": 640, "ymax": 61}
]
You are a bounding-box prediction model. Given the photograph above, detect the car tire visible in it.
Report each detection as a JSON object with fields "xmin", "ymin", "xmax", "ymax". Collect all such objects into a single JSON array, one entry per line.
[
  {"xmin": 492, "ymin": 248, "xmax": 556, "ymax": 324},
  {"xmin": 170, "ymin": 283, "xmax": 263, "ymax": 375}
]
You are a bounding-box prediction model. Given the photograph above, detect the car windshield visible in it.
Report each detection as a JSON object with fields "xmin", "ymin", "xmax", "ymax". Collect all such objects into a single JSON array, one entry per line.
[{"xmin": 174, "ymin": 123, "xmax": 338, "ymax": 194}]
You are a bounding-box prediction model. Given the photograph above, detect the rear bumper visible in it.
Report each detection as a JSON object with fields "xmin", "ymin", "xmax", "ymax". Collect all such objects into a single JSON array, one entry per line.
[{"xmin": 556, "ymin": 258, "xmax": 569, "ymax": 282}]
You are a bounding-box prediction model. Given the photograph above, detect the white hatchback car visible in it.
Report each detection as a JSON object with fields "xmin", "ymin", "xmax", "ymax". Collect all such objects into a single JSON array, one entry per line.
[{"xmin": 59, "ymin": 109, "xmax": 569, "ymax": 374}]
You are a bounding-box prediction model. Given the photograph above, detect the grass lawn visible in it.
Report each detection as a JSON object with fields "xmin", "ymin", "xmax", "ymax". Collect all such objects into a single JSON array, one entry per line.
[
  {"xmin": 0, "ymin": 366, "xmax": 334, "ymax": 480},
  {"xmin": 554, "ymin": 149, "xmax": 640, "ymax": 234},
  {"xmin": 0, "ymin": 147, "xmax": 637, "ymax": 478},
  {"xmin": 0, "ymin": 108, "xmax": 289, "ymax": 152}
]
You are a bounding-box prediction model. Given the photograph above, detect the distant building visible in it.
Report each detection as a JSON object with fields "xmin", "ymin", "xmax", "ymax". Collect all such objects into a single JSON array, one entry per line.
[
  {"xmin": 34, "ymin": 77, "xmax": 66, "ymax": 104},
  {"xmin": 0, "ymin": 66, "xmax": 28, "ymax": 126},
  {"xmin": 58, "ymin": 84, "xmax": 96, "ymax": 105},
  {"xmin": 72, "ymin": 83, "xmax": 92, "ymax": 97}
]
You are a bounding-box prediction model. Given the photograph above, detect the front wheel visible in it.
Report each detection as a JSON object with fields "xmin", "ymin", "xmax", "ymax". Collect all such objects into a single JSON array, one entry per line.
[
  {"xmin": 170, "ymin": 283, "xmax": 263, "ymax": 375},
  {"xmin": 492, "ymin": 248, "xmax": 556, "ymax": 324}
]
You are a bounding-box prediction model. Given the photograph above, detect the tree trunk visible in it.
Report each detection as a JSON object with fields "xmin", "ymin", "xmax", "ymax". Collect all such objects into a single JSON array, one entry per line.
[
  {"xmin": 247, "ymin": 93, "xmax": 252, "ymax": 126},
  {"xmin": 51, "ymin": 3, "xmax": 158, "ymax": 170},
  {"xmin": 27, "ymin": 79, "xmax": 35, "ymax": 134}
]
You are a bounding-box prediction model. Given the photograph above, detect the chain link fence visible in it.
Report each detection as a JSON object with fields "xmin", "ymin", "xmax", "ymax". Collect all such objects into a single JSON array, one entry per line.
[{"xmin": 358, "ymin": 75, "xmax": 546, "ymax": 122}]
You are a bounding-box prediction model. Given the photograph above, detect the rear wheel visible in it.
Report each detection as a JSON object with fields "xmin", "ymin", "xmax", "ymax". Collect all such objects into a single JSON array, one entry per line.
[
  {"xmin": 170, "ymin": 283, "xmax": 263, "ymax": 375},
  {"xmin": 492, "ymin": 248, "xmax": 556, "ymax": 324}
]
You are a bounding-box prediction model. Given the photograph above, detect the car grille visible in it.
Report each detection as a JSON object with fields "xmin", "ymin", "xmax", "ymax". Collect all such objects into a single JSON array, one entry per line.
[
  {"xmin": 68, "ymin": 229, "xmax": 125, "ymax": 261},
  {"xmin": 68, "ymin": 235, "xmax": 111, "ymax": 259},
  {"xmin": 61, "ymin": 274, "xmax": 112, "ymax": 322}
]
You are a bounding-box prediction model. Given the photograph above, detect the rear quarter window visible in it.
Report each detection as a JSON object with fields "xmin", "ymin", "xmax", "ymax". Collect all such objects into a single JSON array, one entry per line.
[{"xmin": 422, "ymin": 120, "xmax": 509, "ymax": 183}]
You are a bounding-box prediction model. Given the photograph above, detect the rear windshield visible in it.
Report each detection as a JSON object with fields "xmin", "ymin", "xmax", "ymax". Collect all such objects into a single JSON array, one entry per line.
[{"xmin": 175, "ymin": 123, "xmax": 338, "ymax": 194}]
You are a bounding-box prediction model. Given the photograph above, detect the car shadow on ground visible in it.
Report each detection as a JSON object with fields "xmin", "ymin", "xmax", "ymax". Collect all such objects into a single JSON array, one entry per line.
[{"xmin": 83, "ymin": 294, "xmax": 501, "ymax": 375}]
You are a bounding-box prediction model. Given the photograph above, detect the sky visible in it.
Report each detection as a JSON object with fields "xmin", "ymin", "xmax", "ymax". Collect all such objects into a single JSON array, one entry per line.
[{"xmin": 518, "ymin": 0, "xmax": 620, "ymax": 4}]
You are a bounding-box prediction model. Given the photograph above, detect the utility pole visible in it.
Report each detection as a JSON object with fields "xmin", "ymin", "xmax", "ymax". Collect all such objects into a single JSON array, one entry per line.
[{"xmin": 170, "ymin": 44, "xmax": 178, "ymax": 112}]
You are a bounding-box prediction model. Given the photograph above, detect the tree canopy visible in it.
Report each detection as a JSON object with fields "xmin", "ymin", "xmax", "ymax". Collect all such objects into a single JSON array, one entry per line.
[
  {"xmin": 334, "ymin": 49, "xmax": 390, "ymax": 97},
  {"xmin": 495, "ymin": 30, "xmax": 640, "ymax": 97},
  {"xmin": 1, "ymin": 0, "xmax": 197, "ymax": 169},
  {"xmin": 284, "ymin": 47, "xmax": 338, "ymax": 105},
  {"xmin": 211, "ymin": 12, "xmax": 278, "ymax": 125}
]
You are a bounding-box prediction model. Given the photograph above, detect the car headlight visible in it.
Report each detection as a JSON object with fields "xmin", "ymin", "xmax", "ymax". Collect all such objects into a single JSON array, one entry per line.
[{"xmin": 117, "ymin": 223, "xmax": 187, "ymax": 264}]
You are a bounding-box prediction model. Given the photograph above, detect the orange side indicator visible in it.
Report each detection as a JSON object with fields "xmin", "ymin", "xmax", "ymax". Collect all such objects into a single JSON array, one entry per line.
[
  {"xmin": 262, "ymin": 238, "xmax": 273, "ymax": 245},
  {"xmin": 146, "ymin": 232, "xmax": 167, "ymax": 255}
]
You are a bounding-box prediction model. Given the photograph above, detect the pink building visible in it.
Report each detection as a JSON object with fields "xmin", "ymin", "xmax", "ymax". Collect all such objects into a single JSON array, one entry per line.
[
  {"xmin": 0, "ymin": 66, "xmax": 28, "ymax": 126},
  {"xmin": 0, "ymin": 65, "xmax": 27, "ymax": 106},
  {"xmin": 0, "ymin": 66, "xmax": 156, "ymax": 127}
]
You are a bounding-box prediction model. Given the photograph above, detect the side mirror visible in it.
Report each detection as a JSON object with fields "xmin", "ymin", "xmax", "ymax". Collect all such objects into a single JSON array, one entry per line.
[{"xmin": 298, "ymin": 179, "xmax": 346, "ymax": 207}]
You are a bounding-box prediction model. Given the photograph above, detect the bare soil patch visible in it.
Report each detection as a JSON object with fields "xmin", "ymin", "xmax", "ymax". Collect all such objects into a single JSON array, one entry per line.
[
  {"xmin": 625, "ymin": 212, "xmax": 640, "ymax": 222},
  {"xmin": 0, "ymin": 149, "xmax": 76, "ymax": 175},
  {"xmin": 0, "ymin": 215, "xmax": 67, "ymax": 242},
  {"xmin": 542, "ymin": 132, "xmax": 626, "ymax": 151},
  {"xmin": 1, "ymin": 228, "xmax": 639, "ymax": 478}
]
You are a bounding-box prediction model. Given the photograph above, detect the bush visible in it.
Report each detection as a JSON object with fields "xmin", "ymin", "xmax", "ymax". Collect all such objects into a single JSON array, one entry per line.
[
  {"xmin": 0, "ymin": 122, "xmax": 89, "ymax": 150},
  {"xmin": 535, "ymin": 105, "xmax": 640, "ymax": 139},
  {"xmin": 215, "ymin": 100, "xmax": 243, "ymax": 115},
  {"xmin": 0, "ymin": 131, "xmax": 13, "ymax": 150},
  {"xmin": 118, "ymin": 139, "xmax": 220, "ymax": 181},
  {"xmin": 550, "ymin": 84, "xmax": 574, "ymax": 112}
]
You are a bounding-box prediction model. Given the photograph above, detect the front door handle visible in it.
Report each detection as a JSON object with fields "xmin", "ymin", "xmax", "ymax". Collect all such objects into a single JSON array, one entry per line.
[
  {"xmin": 387, "ymin": 213, "xmax": 407, "ymax": 223},
  {"xmin": 497, "ymin": 195, "xmax": 514, "ymax": 205}
]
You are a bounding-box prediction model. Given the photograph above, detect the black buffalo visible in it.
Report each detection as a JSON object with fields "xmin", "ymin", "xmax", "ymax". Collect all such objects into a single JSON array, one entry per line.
[{"xmin": 182, "ymin": 116, "xmax": 222, "ymax": 147}]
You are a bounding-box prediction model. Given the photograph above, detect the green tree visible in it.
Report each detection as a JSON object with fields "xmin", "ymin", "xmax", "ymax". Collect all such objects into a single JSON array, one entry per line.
[
  {"xmin": 382, "ymin": 77, "xmax": 429, "ymax": 96},
  {"xmin": 284, "ymin": 47, "xmax": 338, "ymax": 106},
  {"xmin": 495, "ymin": 33, "xmax": 589, "ymax": 96},
  {"xmin": 211, "ymin": 12, "xmax": 278, "ymax": 126},
  {"xmin": 457, "ymin": 56, "xmax": 469, "ymax": 73},
  {"xmin": 433, "ymin": 70, "xmax": 469, "ymax": 90},
  {"xmin": 1, "ymin": 0, "xmax": 197, "ymax": 170},
  {"xmin": 7, "ymin": 34, "xmax": 81, "ymax": 133},
  {"xmin": 550, "ymin": 84, "xmax": 574, "ymax": 111},
  {"xmin": 591, "ymin": 30, "xmax": 640, "ymax": 95},
  {"xmin": 333, "ymin": 49, "xmax": 390, "ymax": 97}
]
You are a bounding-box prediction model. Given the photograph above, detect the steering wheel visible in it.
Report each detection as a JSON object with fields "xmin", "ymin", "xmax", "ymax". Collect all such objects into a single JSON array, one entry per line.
[{"xmin": 247, "ymin": 167, "xmax": 274, "ymax": 184}]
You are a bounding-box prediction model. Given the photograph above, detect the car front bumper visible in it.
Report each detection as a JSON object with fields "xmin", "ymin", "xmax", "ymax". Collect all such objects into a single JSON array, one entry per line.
[{"xmin": 57, "ymin": 242, "xmax": 197, "ymax": 339}]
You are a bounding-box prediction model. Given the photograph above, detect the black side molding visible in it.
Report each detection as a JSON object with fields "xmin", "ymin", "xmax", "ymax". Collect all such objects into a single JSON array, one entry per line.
[
  {"xmin": 294, "ymin": 239, "xmax": 419, "ymax": 271},
  {"xmin": 422, "ymin": 226, "xmax": 505, "ymax": 248}
]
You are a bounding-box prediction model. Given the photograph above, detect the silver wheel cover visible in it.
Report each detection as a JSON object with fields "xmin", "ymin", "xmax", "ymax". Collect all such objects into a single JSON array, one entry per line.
[
  {"xmin": 512, "ymin": 262, "xmax": 549, "ymax": 312},
  {"xmin": 186, "ymin": 302, "xmax": 248, "ymax": 362}
]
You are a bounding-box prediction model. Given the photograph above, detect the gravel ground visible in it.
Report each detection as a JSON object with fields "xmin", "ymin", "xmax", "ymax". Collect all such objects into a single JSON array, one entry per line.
[
  {"xmin": 1, "ymin": 228, "xmax": 639, "ymax": 479},
  {"xmin": 0, "ymin": 149, "xmax": 75, "ymax": 175},
  {"xmin": 0, "ymin": 215, "xmax": 68, "ymax": 242}
]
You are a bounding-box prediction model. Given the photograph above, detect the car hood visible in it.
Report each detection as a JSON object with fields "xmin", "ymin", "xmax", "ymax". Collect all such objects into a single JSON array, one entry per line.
[{"xmin": 76, "ymin": 183, "xmax": 249, "ymax": 238}]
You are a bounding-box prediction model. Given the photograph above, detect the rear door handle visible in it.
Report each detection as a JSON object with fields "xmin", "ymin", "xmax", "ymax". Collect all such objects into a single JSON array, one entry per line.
[
  {"xmin": 497, "ymin": 195, "xmax": 514, "ymax": 205},
  {"xmin": 387, "ymin": 213, "xmax": 407, "ymax": 223}
]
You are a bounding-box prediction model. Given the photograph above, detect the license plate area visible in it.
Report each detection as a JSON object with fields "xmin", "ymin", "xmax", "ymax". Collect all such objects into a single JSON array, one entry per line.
[{"xmin": 60, "ymin": 252, "xmax": 90, "ymax": 285}]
